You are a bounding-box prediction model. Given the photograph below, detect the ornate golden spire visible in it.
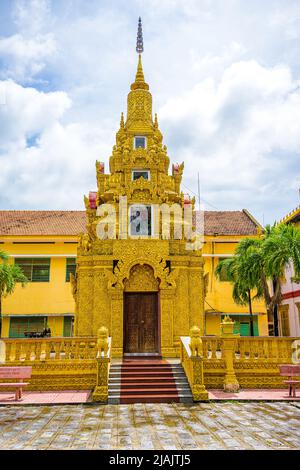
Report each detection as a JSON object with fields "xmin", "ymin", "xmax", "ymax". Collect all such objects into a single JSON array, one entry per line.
[
  {"xmin": 136, "ymin": 16, "xmax": 143, "ymax": 53},
  {"xmin": 131, "ymin": 18, "xmax": 149, "ymax": 91},
  {"xmin": 131, "ymin": 54, "xmax": 149, "ymax": 91},
  {"xmin": 126, "ymin": 18, "xmax": 152, "ymax": 129}
]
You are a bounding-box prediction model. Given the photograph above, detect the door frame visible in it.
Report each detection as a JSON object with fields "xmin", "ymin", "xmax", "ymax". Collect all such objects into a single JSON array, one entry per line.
[{"xmin": 123, "ymin": 291, "xmax": 161, "ymax": 356}]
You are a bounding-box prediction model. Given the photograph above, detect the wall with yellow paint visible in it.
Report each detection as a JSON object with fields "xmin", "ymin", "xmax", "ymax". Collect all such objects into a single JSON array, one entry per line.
[
  {"xmin": 205, "ymin": 315, "xmax": 221, "ymax": 336},
  {"xmin": 1, "ymin": 237, "xmax": 77, "ymax": 338},
  {"xmin": 202, "ymin": 235, "xmax": 268, "ymax": 335},
  {"xmin": 1, "ymin": 318, "xmax": 9, "ymax": 338},
  {"xmin": 258, "ymin": 314, "xmax": 269, "ymax": 336},
  {"xmin": 47, "ymin": 316, "xmax": 64, "ymax": 337},
  {"xmin": 0, "ymin": 232, "xmax": 268, "ymax": 338},
  {"xmin": 2, "ymin": 239, "xmax": 76, "ymax": 315}
]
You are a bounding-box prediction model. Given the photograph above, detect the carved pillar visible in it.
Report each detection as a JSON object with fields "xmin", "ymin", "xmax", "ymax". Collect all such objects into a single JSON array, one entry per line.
[
  {"xmin": 191, "ymin": 357, "xmax": 209, "ymax": 401},
  {"xmin": 109, "ymin": 287, "xmax": 123, "ymax": 357},
  {"xmin": 75, "ymin": 267, "xmax": 94, "ymax": 336},
  {"xmin": 188, "ymin": 258, "xmax": 205, "ymax": 335},
  {"xmin": 173, "ymin": 268, "xmax": 190, "ymax": 340},
  {"xmin": 221, "ymin": 317, "xmax": 240, "ymax": 392},
  {"xmin": 93, "ymin": 268, "xmax": 111, "ymax": 335},
  {"xmin": 160, "ymin": 287, "xmax": 175, "ymax": 357},
  {"xmin": 92, "ymin": 356, "xmax": 110, "ymax": 402}
]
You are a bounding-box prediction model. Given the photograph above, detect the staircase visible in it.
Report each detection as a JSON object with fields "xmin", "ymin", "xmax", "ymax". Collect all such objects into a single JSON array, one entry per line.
[{"xmin": 108, "ymin": 360, "xmax": 193, "ymax": 404}]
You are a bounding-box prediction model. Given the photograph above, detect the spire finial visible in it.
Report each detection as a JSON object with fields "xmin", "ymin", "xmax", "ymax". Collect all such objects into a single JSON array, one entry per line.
[{"xmin": 136, "ymin": 17, "xmax": 143, "ymax": 53}]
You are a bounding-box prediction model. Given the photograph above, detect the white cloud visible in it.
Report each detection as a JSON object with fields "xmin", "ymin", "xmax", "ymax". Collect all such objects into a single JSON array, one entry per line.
[
  {"xmin": 270, "ymin": 3, "xmax": 300, "ymax": 39},
  {"xmin": 0, "ymin": 80, "xmax": 71, "ymax": 147},
  {"xmin": 13, "ymin": 0, "xmax": 52, "ymax": 35},
  {"xmin": 159, "ymin": 60, "xmax": 300, "ymax": 219},
  {"xmin": 0, "ymin": 34, "xmax": 57, "ymax": 82},
  {"xmin": 0, "ymin": 0, "xmax": 300, "ymax": 223},
  {"xmin": 0, "ymin": 79, "xmax": 113, "ymax": 209}
]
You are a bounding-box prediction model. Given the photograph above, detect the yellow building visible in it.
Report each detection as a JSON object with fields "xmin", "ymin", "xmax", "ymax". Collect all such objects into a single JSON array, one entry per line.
[
  {"xmin": 0, "ymin": 208, "xmax": 267, "ymax": 341},
  {"xmin": 0, "ymin": 211, "xmax": 85, "ymax": 338},
  {"xmin": 0, "ymin": 26, "xmax": 268, "ymax": 345},
  {"xmin": 202, "ymin": 210, "xmax": 267, "ymax": 336}
]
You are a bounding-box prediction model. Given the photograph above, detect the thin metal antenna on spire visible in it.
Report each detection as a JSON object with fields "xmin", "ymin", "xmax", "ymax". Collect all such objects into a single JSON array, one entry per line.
[{"xmin": 136, "ymin": 17, "xmax": 144, "ymax": 53}]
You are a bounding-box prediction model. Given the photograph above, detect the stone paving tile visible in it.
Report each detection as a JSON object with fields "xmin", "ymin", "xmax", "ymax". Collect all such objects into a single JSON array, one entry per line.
[{"xmin": 0, "ymin": 402, "xmax": 299, "ymax": 450}]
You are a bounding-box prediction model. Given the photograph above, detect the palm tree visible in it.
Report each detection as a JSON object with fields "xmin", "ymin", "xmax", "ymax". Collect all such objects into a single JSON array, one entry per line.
[
  {"xmin": 215, "ymin": 256, "xmax": 263, "ymax": 336},
  {"xmin": 0, "ymin": 250, "xmax": 28, "ymax": 336},
  {"xmin": 215, "ymin": 223, "xmax": 300, "ymax": 336}
]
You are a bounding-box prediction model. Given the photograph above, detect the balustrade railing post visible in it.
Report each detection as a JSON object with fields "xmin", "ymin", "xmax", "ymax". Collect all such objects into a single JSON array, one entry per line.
[
  {"xmin": 191, "ymin": 356, "xmax": 209, "ymax": 401},
  {"xmin": 92, "ymin": 327, "xmax": 111, "ymax": 403},
  {"xmin": 221, "ymin": 315, "xmax": 240, "ymax": 392}
]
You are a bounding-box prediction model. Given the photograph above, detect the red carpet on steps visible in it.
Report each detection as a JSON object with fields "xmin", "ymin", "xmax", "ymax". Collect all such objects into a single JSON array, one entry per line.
[{"xmin": 120, "ymin": 359, "xmax": 180, "ymax": 404}]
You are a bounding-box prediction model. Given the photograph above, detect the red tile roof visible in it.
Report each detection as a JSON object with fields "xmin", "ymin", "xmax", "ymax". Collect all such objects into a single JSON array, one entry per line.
[
  {"xmin": 0, "ymin": 209, "xmax": 260, "ymax": 237},
  {"xmin": 200, "ymin": 210, "xmax": 260, "ymax": 235},
  {"xmin": 0, "ymin": 211, "xmax": 86, "ymax": 236}
]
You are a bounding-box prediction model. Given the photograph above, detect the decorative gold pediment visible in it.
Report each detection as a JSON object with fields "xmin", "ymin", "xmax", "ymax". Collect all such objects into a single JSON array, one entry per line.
[{"xmin": 124, "ymin": 264, "xmax": 159, "ymax": 292}]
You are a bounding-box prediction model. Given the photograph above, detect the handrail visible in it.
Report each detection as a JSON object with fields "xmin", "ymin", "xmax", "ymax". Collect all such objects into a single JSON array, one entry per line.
[
  {"xmin": 3, "ymin": 337, "xmax": 98, "ymax": 363},
  {"xmin": 92, "ymin": 329, "xmax": 112, "ymax": 402},
  {"xmin": 180, "ymin": 333, "xmax": 208, "ymax": 401}
]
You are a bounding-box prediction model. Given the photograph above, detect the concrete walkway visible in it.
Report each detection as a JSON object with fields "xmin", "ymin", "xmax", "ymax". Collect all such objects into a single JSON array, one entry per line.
[{"xmin": 0, "ymin": 402, "xmax": 299, "ymax": 449}]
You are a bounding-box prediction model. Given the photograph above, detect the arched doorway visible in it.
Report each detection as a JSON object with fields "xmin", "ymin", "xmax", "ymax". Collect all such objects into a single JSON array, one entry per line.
[{"xmin": 123, "ymin": 264, "xmax": 160, "ymax": 355}]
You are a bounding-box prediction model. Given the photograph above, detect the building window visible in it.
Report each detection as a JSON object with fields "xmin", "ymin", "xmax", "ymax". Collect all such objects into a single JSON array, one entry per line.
[
  {"xmin": 15, "ymin": 258, "xmax": 50, "ymax": 282},
  {"xmin": 279, "ymin": 305, "xmax": 290, "ymax": 336},
  {"xmin": 132, "ymin": 170, "xmax": 150, "ymax": 181},
  {"xmin": 129, "ymin": 205, "xmax": 152, "ymax": 237},
  {"xmin": 134, "ymin": 136, "xmax": 146, "ymax": 149},
  {"xmin": 63, "ymin": 316, "xmax": 74, "ymax": 337},
  {"xmin": 66, "ymin": 258, "xmax": 76, "ymax": 282},
  {"xmin": 221, "ymin": 315, "xmax": 259, "ymax": 336},
  {"xmin": 9, "ymin": 316, "xmax": 47, "ymax": 338}
]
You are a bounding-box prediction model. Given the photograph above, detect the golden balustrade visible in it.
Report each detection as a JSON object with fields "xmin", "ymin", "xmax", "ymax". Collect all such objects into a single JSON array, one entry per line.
[
  {"xmin": 0, "ymin": 336, "xmax": 102, "ymax": 392},
  {"xmin": 180, "ymin": 334, "xmax": 209, "ymax": 401},
  {"xmin": 3, "ymin": 337, "xmax": 98, "ymax": 363},
  {"xmin": 199, "ymin": 335, "xmax": 299, "ymax": 390},
  {"xmin": 233, "ymin": 337, "xmax": 297, "ymax": 362}
]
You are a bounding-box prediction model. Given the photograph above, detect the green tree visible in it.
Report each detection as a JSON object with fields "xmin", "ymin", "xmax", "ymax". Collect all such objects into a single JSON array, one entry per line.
[
  {"xmin": 215, "ymin": 224, "xmax": 300, "ymax": 336},
  {"xmin": 215, "ymin": 255, "xmax": 263, "ymax": 336},
  {"xmin": 0, "ymin": 251, "xmax": 28, "ymax": 336}
]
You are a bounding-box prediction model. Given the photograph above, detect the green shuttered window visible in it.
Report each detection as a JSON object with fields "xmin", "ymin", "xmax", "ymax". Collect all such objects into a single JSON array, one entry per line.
[
  {"xmin": 66, "ymin": 258, "xmax": 76, "ymax": 282},
  {"xmin": 15, "ymin": 258, "xmax": 50, "ymax": 282},
  {"xmin": 9, "ymin": 317, "xmax": 47, "ymax": 338}
]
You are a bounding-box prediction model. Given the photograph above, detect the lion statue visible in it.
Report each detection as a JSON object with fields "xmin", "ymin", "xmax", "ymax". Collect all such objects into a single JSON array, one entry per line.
[
  {"xmin": 97, "ymin": 326, "xmax": 109, "ymax": 357},
  {"xmin": 79, "ymin": 233, "xmax": 91, "ymax": 254},
  {"xmin": 189, "ymin": 326, "xmax": 203, "ymax": 357}
]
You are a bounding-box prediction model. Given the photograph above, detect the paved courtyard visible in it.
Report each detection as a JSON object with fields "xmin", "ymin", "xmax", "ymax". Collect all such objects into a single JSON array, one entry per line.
[{"xmin": 0, "ymin": 402, "xmax": 299, "ymax": 450}]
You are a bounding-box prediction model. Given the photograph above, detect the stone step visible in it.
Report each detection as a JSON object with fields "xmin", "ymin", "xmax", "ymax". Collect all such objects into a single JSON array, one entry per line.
[
  {"xmin": 111, "ymin": 371, "xmax": 186, "ymax": 377},
  {"xmin": 109, "ymin": 378, "xmax": 190, "ymax": 385},
  {"xmin": 109, "ymin": 387, "xmax": 191, "ymax": 396},
  {"xmin": 108, "ymin": 360, "xmax": 193, "ymax": 404},
  {"xmin": 111, "ymin": 363, "xmax": 181, "ymax": 369},
  {"xmin": 120, "ymin": 394, "xmax": 181, "ymax": 404}
]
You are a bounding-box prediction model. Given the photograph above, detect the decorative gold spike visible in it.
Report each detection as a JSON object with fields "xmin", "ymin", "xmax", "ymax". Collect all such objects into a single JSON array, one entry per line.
[
  {"xmin": 120, "ymin": 112, "xmax": 124, "ymax": 129},
  {"xmin": 130, "ymin": 54, "xmax": 149, "ymax": 91}
]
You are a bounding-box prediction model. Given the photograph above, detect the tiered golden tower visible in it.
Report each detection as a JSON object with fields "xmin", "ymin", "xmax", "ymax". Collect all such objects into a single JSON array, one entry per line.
[{"xmin": 72, "ymin": 19, "xmax": 205, "ymax": 357}]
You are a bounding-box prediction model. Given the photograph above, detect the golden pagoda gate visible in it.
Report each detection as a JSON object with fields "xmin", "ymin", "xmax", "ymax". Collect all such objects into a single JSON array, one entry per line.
[{"xmin": 72, "ymin": 18, "xmax": 205, "ymax": 358}]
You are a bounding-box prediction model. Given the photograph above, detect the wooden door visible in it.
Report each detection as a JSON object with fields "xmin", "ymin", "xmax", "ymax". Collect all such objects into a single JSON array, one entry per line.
[{"xmin": 124, "ymin": 293, "xmax": 158, "ymax": 353}]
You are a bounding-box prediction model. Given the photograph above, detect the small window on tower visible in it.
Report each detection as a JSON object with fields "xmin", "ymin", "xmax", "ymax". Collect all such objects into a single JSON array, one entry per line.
[
  {"xmin": 134, "ymin": 136, "xmax": 146, "ymax": 149},
  {"xmin": 132, "ymin": 170, "xmax": 150, "ymax": 181}
]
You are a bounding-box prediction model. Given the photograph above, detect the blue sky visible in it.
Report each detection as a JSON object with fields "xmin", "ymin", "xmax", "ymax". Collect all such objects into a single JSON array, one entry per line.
[{"xmin": 0, "ymin": 0, "xmax": 300, "ymax": 224}]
